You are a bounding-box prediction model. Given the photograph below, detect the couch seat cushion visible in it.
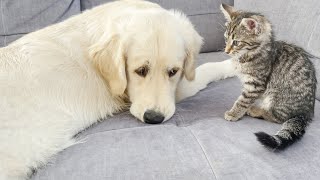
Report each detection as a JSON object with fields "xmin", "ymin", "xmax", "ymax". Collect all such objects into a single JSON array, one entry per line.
[{"xmin": 32, "ymin": 52, "xmax": 320, "ymax": 180}]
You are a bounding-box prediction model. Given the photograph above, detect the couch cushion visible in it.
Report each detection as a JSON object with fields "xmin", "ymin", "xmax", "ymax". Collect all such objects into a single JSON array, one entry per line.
[
  {"xmin": 33, "ymin": 126, "xmax": 216, "ymax": 180},
  {"xmin": 32, "ymin": 52, "xmax": 320, "ymax": 180},
  {"xmin": 0, "ymin": 0, "xmax": 81, "ymax": 47},
  {"xmin": 80, "ymin": 0, "xmax": 234, "ymax": 53},
  {"xmin": 234, "ymin": 0, "xmax": 320, "ymax": 100}
]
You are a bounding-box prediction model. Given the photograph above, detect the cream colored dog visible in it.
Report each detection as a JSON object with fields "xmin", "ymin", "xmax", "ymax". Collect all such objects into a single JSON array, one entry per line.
[{"xmin": 0, "ymin": 0, "xmax": 235, "ymax": 179}]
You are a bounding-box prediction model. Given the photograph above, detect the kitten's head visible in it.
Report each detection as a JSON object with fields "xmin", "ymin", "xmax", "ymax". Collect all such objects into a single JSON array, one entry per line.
[{"xmin": 220, "ymin": 4, "xmax": 272, "ymax": 57}]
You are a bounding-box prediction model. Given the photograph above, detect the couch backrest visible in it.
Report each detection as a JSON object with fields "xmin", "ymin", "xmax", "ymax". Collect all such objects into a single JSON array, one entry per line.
[
  {"xmin": 81, "ymin": 0, "xmax": 234, "ymax": 52},
  {"xmin": 235, "ymin": 0, "xmax": 320, "ymax": 100},
  {"xmin": 0, "ymin": 0, "xmax": 81, "ymax": 47},
  {"xmin": 0, "ymin": 0, "xmax": 233, "ymax": 53}
]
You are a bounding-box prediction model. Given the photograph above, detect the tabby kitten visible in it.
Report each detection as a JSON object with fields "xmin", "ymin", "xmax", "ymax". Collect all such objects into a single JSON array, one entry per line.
[{"xmin": 220, "ymin": 4, "xmax": 317, "ymax": 150}]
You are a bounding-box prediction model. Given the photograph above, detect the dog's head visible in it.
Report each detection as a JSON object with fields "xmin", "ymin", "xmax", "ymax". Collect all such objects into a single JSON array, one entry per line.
[{"xmin": 89, "ymin": 9, "xmax": 202, "ymax": 124}]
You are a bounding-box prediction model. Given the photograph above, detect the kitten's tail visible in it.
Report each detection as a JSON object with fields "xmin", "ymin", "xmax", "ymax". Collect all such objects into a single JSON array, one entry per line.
[{"xmin": 254, "ymin": 115, "xmax": 311, "ymax": 150}]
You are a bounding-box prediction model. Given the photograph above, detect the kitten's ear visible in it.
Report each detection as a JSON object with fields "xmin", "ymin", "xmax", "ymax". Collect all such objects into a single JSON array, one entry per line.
[
  {"xmin": 220, "ymin": 4, "xmax": 236, "ymax": 21},
  {"xmin": 241, "ymin": 18, "xmax": 260, "ymax": 34}
]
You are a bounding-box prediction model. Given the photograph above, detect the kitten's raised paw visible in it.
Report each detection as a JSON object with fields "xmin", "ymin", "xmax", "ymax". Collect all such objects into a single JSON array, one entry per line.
[{"xmin": 224, "ymin": 110, "xmax": 240, "ymax": 121}]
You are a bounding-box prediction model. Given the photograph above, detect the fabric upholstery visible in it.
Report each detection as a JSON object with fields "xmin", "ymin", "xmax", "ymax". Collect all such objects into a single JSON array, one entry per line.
[
  {"xmin": 0, "ymin": 0, "xmax": 81, "ymax": 47},
  {"xmin": 234, "ymin": 0, "xmax": 320, "ymax": 100},
  {"xmin": 32, "ymin": 52, "xmax": 320, "ymax": 180},
  {"xmin": 312, "ymin": 58, "xmax": 320, "ymax": 100}
]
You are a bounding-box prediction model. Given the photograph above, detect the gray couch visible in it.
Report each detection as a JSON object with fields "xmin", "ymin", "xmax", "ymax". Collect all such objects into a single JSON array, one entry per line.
[{"xmin": 1, "ymin": 0, "xmax": 319, "ymax": 179}]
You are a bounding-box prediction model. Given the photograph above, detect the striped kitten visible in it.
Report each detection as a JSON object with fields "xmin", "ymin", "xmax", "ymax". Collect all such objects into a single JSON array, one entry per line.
[{"xmin": 220, "ymin": 4, "xmax": 317, "ymax": 150}]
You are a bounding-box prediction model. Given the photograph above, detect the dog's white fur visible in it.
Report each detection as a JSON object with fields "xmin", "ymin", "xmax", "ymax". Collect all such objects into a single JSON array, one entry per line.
[{"xmin": 0, "ymin": 0, "xmax": 235, "ymax": 179}]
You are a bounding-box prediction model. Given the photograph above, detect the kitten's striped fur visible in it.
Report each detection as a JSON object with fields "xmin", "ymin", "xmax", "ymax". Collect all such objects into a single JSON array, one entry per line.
[{"xmin": 221, "ymin": 4, "xmax": 317, "ymax": 150}]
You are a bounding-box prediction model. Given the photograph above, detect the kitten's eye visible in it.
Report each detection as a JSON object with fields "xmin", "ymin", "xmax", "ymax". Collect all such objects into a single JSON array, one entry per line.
[
  {"xmin": 232, "ymin": 40, "xmax": 239, "ymax": 46},
  {"xmin": 168, "ymin": 68, "xmax": 179, "ymax": 77},
  {"xmin": 135, "ymin": 66, "xmax": 149, "ymax": 77}
]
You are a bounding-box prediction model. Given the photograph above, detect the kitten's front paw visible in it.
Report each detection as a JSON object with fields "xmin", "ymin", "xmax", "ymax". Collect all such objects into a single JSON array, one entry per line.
[
  {"xmin": 224, "ymin": 110, "xmax": 241, "ymax": 122},
  {"xmin": 247, "ymin": 106, "xmax": 263, "ymax": 118}
]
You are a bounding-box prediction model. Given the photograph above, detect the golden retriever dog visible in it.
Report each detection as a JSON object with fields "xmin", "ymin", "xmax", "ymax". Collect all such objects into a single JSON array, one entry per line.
[{"xmin": 0, "ymin": 0, "xmax": 235, "ymax": 179}]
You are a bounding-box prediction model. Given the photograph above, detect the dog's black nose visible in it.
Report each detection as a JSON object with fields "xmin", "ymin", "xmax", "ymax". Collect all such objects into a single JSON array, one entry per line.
[{"xmin": 143, "ymin": 110, "xmax": 164, "ymax": 124}]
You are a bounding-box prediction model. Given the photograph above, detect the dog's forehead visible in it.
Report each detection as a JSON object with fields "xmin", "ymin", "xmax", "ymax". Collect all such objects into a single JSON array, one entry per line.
[
  {"xmin": 127, "ymin": 34, "xmax": 185, "ymax": 67},
  {"xmin": 128, "ymin": 53, "xmax": 184, "ymax": 69}
]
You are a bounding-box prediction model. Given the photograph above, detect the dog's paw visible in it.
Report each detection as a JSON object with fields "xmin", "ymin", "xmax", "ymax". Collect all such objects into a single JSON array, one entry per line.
[{"xmin": 224, "ymin": 110, "xmax": 240, "ymax": 121}]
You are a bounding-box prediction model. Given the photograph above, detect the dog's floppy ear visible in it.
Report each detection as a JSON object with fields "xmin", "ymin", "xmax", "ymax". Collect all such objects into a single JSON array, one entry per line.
[
  {"xmin": 183, "ymin": 32, "xmax": 202, "ymax": 81},
  {"xmin": 171, "ymin": 11, "xmax": 203, "ymax": 81},
  {"xmin": 89, "ymin": 33, "xmax": 127, "ymax": 96},
  {"xmin": 170, "ymin": 10, "xmax": 203, "ymax": 81}
]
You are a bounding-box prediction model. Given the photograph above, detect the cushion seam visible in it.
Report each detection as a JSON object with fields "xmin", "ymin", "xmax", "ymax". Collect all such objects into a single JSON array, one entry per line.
[
  {"xmin": 176, "ymin": 107, "xmax": 217, "ymax": 180},
  {"xmin": 186, "ymin": 127, "xmax": 218, "ymax": 180},
  {"xmin": 187, "ymin": 12, "xmax": 221, "ymax": 17},
  {"xmin": 0, "ymin": 32, "xmax": 27, "ymax": 36},
  {"xmin": 78, "ymin": 124, "xmax": 178, "ymax": 137}
]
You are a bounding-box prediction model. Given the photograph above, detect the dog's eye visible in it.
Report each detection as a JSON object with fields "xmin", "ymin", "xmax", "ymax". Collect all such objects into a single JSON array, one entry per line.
[
  {"xmin": 168, "ymin": 68, "xmax": 179, "ymax": 77},
  {"xmin": 135, "ymin": 66, "xmax": 148, "ymax": 77}
]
